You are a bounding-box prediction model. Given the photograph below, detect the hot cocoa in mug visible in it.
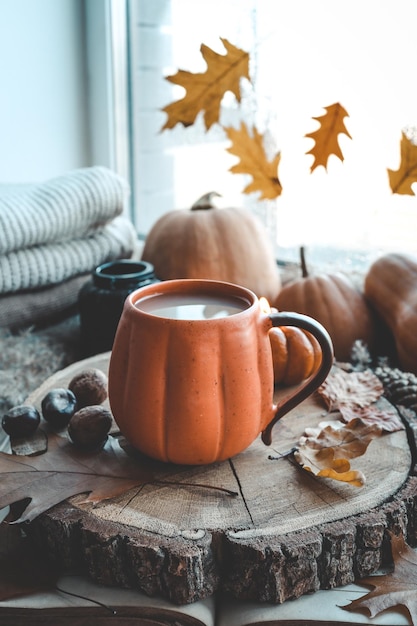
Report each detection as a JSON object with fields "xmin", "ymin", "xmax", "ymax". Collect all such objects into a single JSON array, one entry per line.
[{"xmin": 108, "ymin": 279, "xmax": 334, "ymax": 465}]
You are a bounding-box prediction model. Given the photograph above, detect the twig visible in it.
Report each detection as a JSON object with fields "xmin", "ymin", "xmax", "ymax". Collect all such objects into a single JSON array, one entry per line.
[
  {"xmin": 55, "ymin": 584, "xmax": 117, "ymax": 615},
  {"xmin": 150, "ymin": 479, "xmax": 238, "ymax": 497}
]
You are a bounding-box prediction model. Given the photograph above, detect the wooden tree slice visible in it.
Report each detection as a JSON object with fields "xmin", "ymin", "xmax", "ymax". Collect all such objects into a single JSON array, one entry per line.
[{"xmin": 23, "ymin": 353, "xmax": 417, "ymax": 605}]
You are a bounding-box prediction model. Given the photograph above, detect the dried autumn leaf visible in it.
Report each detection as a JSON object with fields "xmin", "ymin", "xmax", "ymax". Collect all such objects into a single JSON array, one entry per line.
[
  {"xmin": 161, "ymin": 38, "xmax": 250, "ymax": 131},
  {"xmin": 294, "ymin": 418, "xmax": 382, "ymax": 487},
  {"xmin": 225, "ymin": 122, "xmax": 282, "ymax": 199},
  {"xmin": 388, "ymin": 131, "xmax": 417, "ymax": 195},
  {"xmin": 318, "ymin": 368, "xmax": 384, "ymax": 412},
  {"xmin": 295, "ymin": 448, "xmax": 365, "ymax": 487},
  {"xmin": 0, "ymin": 432, "xmax": 153, "ymax": 524},
  {"xmin": 305, "ymin": 102, "xmax": 352, "ymax": 172},
  {"xmin": 299, "ymin": 417, "xmax": 382, "ymax": 459},
  {"xmin": 342, "ymin": 533, "xmax": 417, "ymax": 624},
  {"xmin": 339, "ymin": 402, "xmax": 405, "ymax": 433}
]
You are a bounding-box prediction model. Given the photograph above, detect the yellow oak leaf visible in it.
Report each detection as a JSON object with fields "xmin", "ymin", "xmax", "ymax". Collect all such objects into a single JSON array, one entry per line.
[
  {"xmin": 305, "ymin": 102, "xmax": 352, "ymax": 172},
  {"xmin": 224, "ymin": 122, "xmax": 283, "ymax": 200},
  {"xmin": 388, "ymin": 131, "xmax": 417, "ymax": 195},
  {"xmin": 342, "ymin": 533, "xmax": 417, "ymax": 624},
  {"xmin": 161, "ymin": 38, "xmax": 250, "ymax": 131}
]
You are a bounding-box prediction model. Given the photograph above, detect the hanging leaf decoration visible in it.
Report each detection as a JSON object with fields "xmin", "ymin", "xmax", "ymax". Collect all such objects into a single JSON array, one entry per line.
[
  {"xmin": 160, "ymin": 37, "xmax": 416, "ymax": 203},
  {"xmin": 342, "ymin": 532, "xmax": 417, "ymax": 624},
  {"xmin": 224, "ymin": 122, "xmax": 283, "ymax": 199},
  {"xmin": 305, "ymin": 102, "xmax": 352, "ymax": 172},
  {"xmin": 387, "ymin": 131, "xmax": 417, "ymax": 195},
  {"xmin": 161, "ymin": 38, "xmax": 250, "ymax": 131}
]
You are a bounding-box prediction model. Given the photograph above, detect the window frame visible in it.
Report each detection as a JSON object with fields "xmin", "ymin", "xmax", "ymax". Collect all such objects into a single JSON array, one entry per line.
[{"xmin": 84, "ymin": 0, "xmax": 132, "ymax": 212}]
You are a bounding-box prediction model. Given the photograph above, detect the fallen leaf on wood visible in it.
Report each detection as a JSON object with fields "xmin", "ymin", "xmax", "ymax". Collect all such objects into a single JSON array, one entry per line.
[
  {"xmin": 305, "ymin": 102, "xmax": 352, "ymax": 172},
  {"xmin": 301, "ymin": 458, "xmax": 365, "ymax": 487},
  {"xmin": 342, "ymin": 532, "xmax": 417, "ymax": 624},
  {"xmin": 318, "ymin": 368, "xmax": 384, "ymax": 412},
  {"xmin": 388, "ymin": 131, "xmax": 417, "ymax": 195},
  {"xmin": 299, "ymin": 418, "xmax": 382, "ymax": 458},
  {"xmin": 0, "ymin": 518, "xmax": 59, "ymax": 600},
  {"xmin": 161, "ymin": 37, "xmax": 250, "ymax": 131},
  {"xmin": 294, "ymin": 418, "xmax": 382, "ymax": 487},
  {"xmin": 0, "ymin": 432, "xmax": 154, "ymax": 524},
  {"xmin": 339, "ymin": 403, "xmax": 405, "ymax": 433}
]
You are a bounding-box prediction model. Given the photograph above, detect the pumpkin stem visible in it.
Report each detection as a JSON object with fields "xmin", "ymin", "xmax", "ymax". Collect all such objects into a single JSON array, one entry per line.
[
  {"xmin": 191, "ymin": 191, "xmax": 221, "ymax": 211},
  {"xmin": 300, "ymin": 246, "xmax": 309, "ymax": 278}
]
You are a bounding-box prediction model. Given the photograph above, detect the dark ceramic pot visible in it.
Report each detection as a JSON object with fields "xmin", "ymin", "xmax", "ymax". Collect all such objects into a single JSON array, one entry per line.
[{"xmin": 78, "ymin": 259, "xmax": 159, "ymax": 356}]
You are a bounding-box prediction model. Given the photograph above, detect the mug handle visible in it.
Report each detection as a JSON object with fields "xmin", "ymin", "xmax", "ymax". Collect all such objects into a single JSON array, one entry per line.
[{"xmin": 261, "ymin": 311, "xmax": 334, "ymax": 446}]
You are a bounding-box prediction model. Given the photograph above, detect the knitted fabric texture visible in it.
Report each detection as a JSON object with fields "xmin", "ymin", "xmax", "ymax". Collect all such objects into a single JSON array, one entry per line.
[
  {"xmin": 0, "ymin": 166, "xmax": 129, "ymax": 255},
  {"xmin": 0, "ymin": 216, "xmax": 137, "ymax": 294},
  {"xmin": 0, "ymin": 274, "xmax": 90, "ymax": 329}
]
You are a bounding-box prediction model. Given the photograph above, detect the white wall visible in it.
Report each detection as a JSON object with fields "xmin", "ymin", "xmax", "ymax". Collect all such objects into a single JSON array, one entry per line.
[{"xmin": 0, "ymin": 0, "xmax": 90, "ymax": 183}]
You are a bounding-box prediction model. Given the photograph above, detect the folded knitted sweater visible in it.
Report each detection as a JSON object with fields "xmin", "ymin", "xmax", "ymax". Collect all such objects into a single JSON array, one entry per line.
[
  {"xmin": 0, "ymin": 216, "xmax": 137, "ymax": 294},
  {"xmin": 0, "ymin": 166, "xmax": 129, "ymax": 255},
  {"xmin": 0, "ymin": 274, "xmax": 90, "ymax": 329},
  {"xmin": 0, "ymin": 166, "xmax": 137, "ymax": 295}
]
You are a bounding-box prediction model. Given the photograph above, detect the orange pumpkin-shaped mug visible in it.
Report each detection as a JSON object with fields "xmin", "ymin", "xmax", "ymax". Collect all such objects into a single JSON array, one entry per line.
[{"xmin": 108, "ymin": 279, "xmax": 334, "ymax": 465}]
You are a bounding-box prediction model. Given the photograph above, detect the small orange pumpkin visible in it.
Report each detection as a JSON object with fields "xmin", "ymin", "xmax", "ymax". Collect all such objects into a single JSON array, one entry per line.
[
  {"xmin": 269, "ymin": 326, "xmax": 322, "ymax": 386},
  {"xmin": 141, "ymin": 193, "xmax": 282, "ymax": 302},
  {"xmin": 273, "ymin": 247, "xmax": 376, "ymax": 362}
]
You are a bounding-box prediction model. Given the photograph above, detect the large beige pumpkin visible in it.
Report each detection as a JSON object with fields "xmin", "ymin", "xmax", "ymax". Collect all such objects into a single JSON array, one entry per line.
[{"xmin": 141, "ymin": 194, "xmax": 282, "ymax": 302}]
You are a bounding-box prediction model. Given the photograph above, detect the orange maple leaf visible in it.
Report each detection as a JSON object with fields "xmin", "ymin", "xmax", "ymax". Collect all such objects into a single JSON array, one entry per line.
[
  {"xmin": 161, "ymin": 38, "xmax": 250, "ymax": 131},
  {"xmin": 224, "ymin": 122, "xmax": 283, "ymax": 200},
  {"xmin": 305, "ymin": 102, "xmax": 352, "ymax": 172},
  {"xmin": 388, "ymin": 131, "xmax": 417, "ymax": 195},
  {"xmin": 342, "ymin": 533, "xmax": 417, "ymax": 624}
]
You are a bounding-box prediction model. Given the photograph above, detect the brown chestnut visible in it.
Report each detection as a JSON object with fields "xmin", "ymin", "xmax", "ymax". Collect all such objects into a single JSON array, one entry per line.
[
  {"xmin": 68, "ymin": 368, "xmax": 108, "ymax": 408},
  {"xmin": 68, "ymin": 405, "xmax": 112, "ymax": 449}
]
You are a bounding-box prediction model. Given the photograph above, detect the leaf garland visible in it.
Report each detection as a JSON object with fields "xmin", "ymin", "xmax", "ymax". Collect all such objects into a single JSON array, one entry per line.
[
  {"xmin": 161, "ymin": 38, "xmax": 414, "ymax": 201},
  {"xmin": 305, "ymin": 102, "xmax": 352, "ymax": 172},
  {"xmin": 161, "ymin": 37, "xmax": 250, "ymax": 131},
  {"xmin": 224, "ymin": 122, "xmax": 282, "ymax": 199},
  {"xmin": 388, "ymin": 131, "xmax": 417, "ymax": 195}
]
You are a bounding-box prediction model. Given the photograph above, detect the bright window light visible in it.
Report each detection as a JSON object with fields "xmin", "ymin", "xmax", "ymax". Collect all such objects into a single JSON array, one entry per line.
[{"xmin": 127, "ymin": 0, "xmax": 417, "ymax": 266}]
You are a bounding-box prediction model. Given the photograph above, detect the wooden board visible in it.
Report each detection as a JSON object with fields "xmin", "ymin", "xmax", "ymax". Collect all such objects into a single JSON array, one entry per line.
[{"xmin": 23, "ymin": 353, "xmax": 417, "ymax": 605}]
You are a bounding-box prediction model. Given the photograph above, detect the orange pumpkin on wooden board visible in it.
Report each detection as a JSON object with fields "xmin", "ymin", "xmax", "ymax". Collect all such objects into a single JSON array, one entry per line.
[
  {"xmin": 141, "ymin": 193, "xmax": 282, "ymax": 302},
  {"xmin": 269, "ymin": 326, "xmax": 322, "ymax": 386},
  {"xmin": 364, "ymin": 252, "xmax": 417, "ymax": 374},
  {"xmin": 273, "ymin": 247, "xmax": 376, "ymax": 362}
]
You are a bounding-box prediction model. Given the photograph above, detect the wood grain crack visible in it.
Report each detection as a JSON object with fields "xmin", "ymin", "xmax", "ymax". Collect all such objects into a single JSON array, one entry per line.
[{"xmin": 228, "ymin": 457, "xmax": 255, "ymax": 527}]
